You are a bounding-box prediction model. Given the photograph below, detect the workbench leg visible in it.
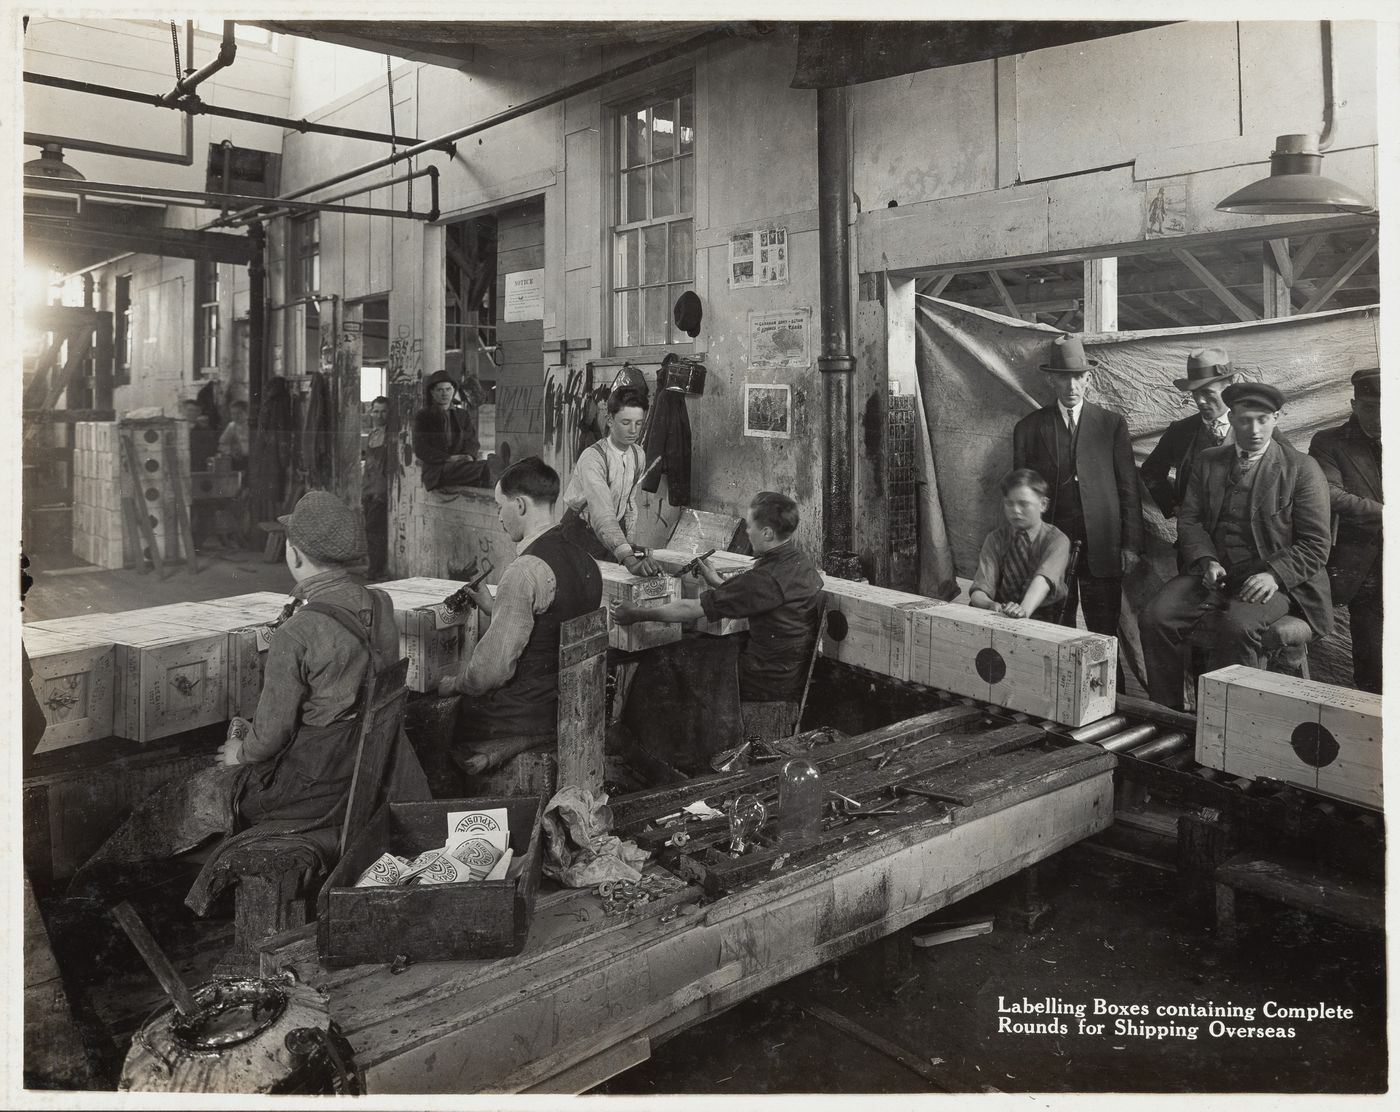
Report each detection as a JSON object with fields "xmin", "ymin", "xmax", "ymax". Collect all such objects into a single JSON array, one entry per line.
[
  {"xmin": 999, "ymin": 863, "xmax": 1053, "ymax": 934},
  {"xmin": 609, "ymin": 662, "xmax": 640, "ymax": 725},
  {"xmin": 1177, "ymin": 809, "xmax": 1231, "ymax": 908},
  {"xmin": 1214, "ymin": 883, "xmax": 1238, "ymax": 948},
  {"xmin": 217, "ymin": 869, "xmax": 309, "ymax": 978}
]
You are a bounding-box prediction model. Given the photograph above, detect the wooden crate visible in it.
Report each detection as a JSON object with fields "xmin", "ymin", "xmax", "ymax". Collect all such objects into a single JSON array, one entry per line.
[
  {"xmin": 1196, "ymin": 665, "xmax": 1381, "ymax": 810},
  {"xmin": 227, "ymin": 624, "xmax": 274, "ymax": 719},
  {"xmin": 115, "ymin": 632, "xmax": 230, "ymax": 742},
  {"xmin": 908, "ymin": 605, "xmax": 1115, "ymax": 726},
  {"xmin": 650, "ymin": 548, "xmax": 752, "ymax": 636},
  {"xmin": 665, "ymin": 508, "xmax": 744, "ymax": 554},
  {"xmin": 401, "ymin": 607, "xmax": 478, "ymax": 693},
  {"xmin": 23, "ymin": 631, "xmax": 117, "ymax": 752},
  {"xmin": 318, "ymin": 795, "xmax": 546, "ymax": 967},
  {"xmin": 819, "ymin": 579, "xmax": 944, "ymax": 682},
  {"xmin": 596, "ymin": 563, "xmax": 683, "ymax": 652}
]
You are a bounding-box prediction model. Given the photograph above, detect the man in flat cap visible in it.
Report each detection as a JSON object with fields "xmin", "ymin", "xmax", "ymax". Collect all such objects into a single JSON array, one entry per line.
[
  {"xmin": 69, "ymin": 491, "xmax": 416, "ymax": 900},
  {"xmin": 1013, "ymin": 334, "xmax": 1144, "ymax": 638},
  {"xmin": 1309, "ymin": 368, "xmax": 1383, "ymax": 693},
  {"xmin": 1140, "ymin": 383, "xmax": 1334, "ymax": 709},
  {"xmin": 1142, "ymin": 349, "xmax": 1237, "ymax": 519}
]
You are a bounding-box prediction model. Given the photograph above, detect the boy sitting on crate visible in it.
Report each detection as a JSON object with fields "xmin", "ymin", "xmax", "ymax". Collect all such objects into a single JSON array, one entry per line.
[{"xmin": 968, "ymin": 469, "xmax": 1073, "ymax": 621}]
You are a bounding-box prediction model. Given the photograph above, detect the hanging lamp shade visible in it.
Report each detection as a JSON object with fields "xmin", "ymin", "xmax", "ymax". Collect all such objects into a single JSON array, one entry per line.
[
  {"xmin": 23, "ymin": 142, "xmax": 86, "ymax": 182},
  {"xmin": 1216, "ymin": 133, "xmax": 1372, "ymax": 216}
]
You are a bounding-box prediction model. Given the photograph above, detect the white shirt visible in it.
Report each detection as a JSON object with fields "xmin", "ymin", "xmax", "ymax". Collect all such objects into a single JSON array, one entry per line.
[
  {"xmin": 1204, "ymin": 413, "xmax": 1232, "ymax": 444},
  {"xmin": 1058, "ymin": 400, "xmax": 1084, "ymax": 430}
]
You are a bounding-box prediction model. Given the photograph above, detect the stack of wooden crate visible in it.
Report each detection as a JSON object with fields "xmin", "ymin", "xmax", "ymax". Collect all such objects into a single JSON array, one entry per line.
[
  {"xmin": 376, "ymin": 577, "xmax": 479, "ymax": 693},
  {"xmin": 122, "ymin": 418, "xmax": 190, "ymax": 564},
  {"xmin": 70, "ymin": 421, "xmax": 126, "ymax": 569}
]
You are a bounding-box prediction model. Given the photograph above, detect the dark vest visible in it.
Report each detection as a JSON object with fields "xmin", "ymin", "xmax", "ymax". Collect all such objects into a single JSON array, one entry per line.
[
  {"xmin": 474, "ymin": 526, "xmax": 603, "ymax": 739},
  {"xmin": 1212, "ymin": 457, "xmax": 1262, "ymax": 572},
  {"xmin": 1050, "ymin": 413, "xmax": 1085, "ymax": 536}
]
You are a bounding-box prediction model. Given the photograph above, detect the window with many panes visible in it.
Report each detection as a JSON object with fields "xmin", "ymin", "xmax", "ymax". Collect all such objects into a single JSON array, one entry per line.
[
  {"xmin": 290, "ymin": 213, "xmax": 320, "ymax": 298},
  {"xmin": 612, "ymin": 86, "xmax": 695, "ymax": 350},
  {"xmin": 194, "ymin": 261, "xmax": 219, "ymax": 376}
]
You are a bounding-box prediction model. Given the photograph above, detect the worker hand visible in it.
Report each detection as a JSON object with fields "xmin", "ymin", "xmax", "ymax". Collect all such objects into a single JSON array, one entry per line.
[
  {"xmin": 1121, "ymin": 550, "xmax": 1141, "ymax": 576},
  {"xmin": 625, "ymin": 554, "xmax": 662, "ymax": 577},
  {"xmin": 467, "ymin": 585, "xmax": 493, "ymax": 616},
  {"xmin": 1236, "ymin": 571, "xmax": 1280, "ymax": 605},
  {"xmin": 998, "ymin": 602, "xmax": 1027, "ymax": 619},
  {"xmin": 696, "ymin": 559, "xmax": 726, "ymax": 588},
  {"xmin": 458, "ymin": 753, "xmax": 491, "ymax": 776},
  {"xmin": 217, "ymin": 719, "xmax": 248, "ymax": 767},
  {"xmin": 437, "ymin": 675, "xmax": 459, "ymax": 698},
  {"xmin": 1200, "ymin": 561, "xmax": 1228, "ymax": 591},
  {"xmin": 611, "ymin": 601, "xmax": 642, "ymax": 626}
]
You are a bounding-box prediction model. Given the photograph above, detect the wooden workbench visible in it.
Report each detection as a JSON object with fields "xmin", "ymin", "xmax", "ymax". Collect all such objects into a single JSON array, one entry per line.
[{"xmin": 258, "ymin": 714, "xmax": 1114, "ymax": 1094}]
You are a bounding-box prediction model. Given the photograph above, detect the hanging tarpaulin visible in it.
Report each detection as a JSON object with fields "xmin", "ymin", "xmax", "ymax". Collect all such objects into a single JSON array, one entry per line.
[
  {"xmin": 914, "ymin": 296, "xmax": 1380, "ymax": 687},
  {"xmin": 791, "ymin": 21, "xmax": 1171, "ymax": 89}
]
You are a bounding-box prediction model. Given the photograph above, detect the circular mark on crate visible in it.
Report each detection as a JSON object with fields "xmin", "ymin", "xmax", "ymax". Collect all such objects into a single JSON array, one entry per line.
[
  {"xmin": 145, "ymin": 458, "xmax": 160, "ymax": 473},
  {"xmin": 1290, "ymin": 722, "xmax": 1340, "ymax": 768},
  {"xmin": 148, "ymin": 515, "xmax": 160, "ymax": 528},
  {"xmin": 825, "ymin": 610, "xmax": 848, "ymax": 642},
  {"xmin": 145, "ymin": 487, "xmax": 160, "ymax": 502},
  {"xmin": 975, "ymin": 647, "xmax": 1006, "ymax": 685},
  {"xmin": 143, "ymin": 429, "xmax": 160, "ymax": 444}
]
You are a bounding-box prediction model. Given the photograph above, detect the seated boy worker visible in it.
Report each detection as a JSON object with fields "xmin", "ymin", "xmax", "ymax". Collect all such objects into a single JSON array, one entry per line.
[
  {"xmin": 67, "ymin": 491, "xmax": 424, "ymax": 904},
  {"xmin": 612, "ymin": 491, "xmax": 825, "ymax": 740},
  {"xmin": 968, "ymin": 469, "xmax": 1072, "ymax": 620}
]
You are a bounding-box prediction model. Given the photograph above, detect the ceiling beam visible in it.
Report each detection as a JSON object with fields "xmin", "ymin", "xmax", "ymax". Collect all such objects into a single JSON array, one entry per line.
[
  {"xmin": 1291, "ymin": 234, "xmax": 1329, "ymax": 281},
  {"xmin": 25, "ymin": 219, "xmax": 256, "ymax": 266},
  {"xmin": 986, "ymin": 270, "xmax": 1020, "ymax": 317},
  {"xmin": 1171, "ymin": 248, "xmax": 1259, "ymax": 322},
  {"xmin": 1299, "ymin": 229, "xmax": 1380, "ymax": 314}
]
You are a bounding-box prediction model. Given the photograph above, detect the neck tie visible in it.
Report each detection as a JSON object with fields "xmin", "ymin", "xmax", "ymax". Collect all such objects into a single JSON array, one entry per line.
[
  {"xmin": 1000, "ymin": 529, "xmax": 1036, "ymax": 605},
  {"xmin": 1066, "ymin": 410, "xmax": 1077, "ymax": 443}
]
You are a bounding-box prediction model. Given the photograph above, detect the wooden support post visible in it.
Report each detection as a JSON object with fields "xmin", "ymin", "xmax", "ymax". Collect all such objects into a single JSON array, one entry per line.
[
  {"xmin": 986, "ymin": 270, "xmax": 1020, "ymax": 318},
  {"xmin": 1291, "ymin": 233, "xmax": 1328, "ymax": 280},
  {"xmin": 994, "ymin": 54, "xmax": 1019, "ymax": 189},
  {"xmin": 1263, "ymin": 238, "xmax": 1293, "ymax": 319},
  {"xmin": 1299, "ymin": 229, "xmax": 1379, "ymax": 313},
  {"xmin": 925, "ymin": 273, "xmax": 954, "ymax": 298},
  {"xmin": 1172, "ymin": 248, "xmax": 1259, "ymax": 322},
  {"xmin": 1083, "ymin": 257, "xmax": 1118, "ymax": 331},
  {"xmin": 557, "ymin": 608, "xmax": 608, "ymax": 797}
]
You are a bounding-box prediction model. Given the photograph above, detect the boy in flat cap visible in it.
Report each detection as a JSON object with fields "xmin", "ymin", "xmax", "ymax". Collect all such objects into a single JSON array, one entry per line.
[
  {"xmin": 1012, "ymin": 334, "xmax": 1144, "ymax": 638},
  {"xmin": 69, "ymin": 491, "xmax": 415, "ymax": 900},
  {"xmin": 1309, "ymin": 368, "xmax": 1383, "ymax": 692},
  {"xmin": 1140, "ymin": 383, "xmax": 1334, "ymax": 709}
]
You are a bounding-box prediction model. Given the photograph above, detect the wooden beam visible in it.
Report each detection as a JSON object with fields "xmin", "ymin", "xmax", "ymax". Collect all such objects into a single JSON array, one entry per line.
[
  {"xmin": 24, "ymin": 220, "xmax": 256, "ymax": 266},
  {"xmin": 1263, "ymin": 238, "xmax": 1292, "ymax": 319},
  {"xmin": 1171, "ymin": 248, "xmax": 1259, "ymax": 322},
  {"xmin": 986, "ymin": 270, "xmax": 1020, "ymax": 318},
  {"xmin": 1139, "ymin": 294, "xmax": 1192, "ymax": 327},
  {"xmin": 1291, "ymin": 234, "xmax": 1329, "ymax": 281},
  {"xmin": 927, "ymin": 273, "xmax": 955, "ymax": 298},
  {"xmin": 994, "ymin": 56, "xmax": 1019, "ymax": 190},
  {"xmin": 1115, "ymin": 301, "xmax": 1155, "ymax": 330},
  {"xmin": 1299, "ymin": 229, "xmax": 1380, "ymax": 314},
  {"xmin": 1053, "ymin": 308, "xmax": 1079, "ymax": 330},
  {"xmin": 1172, "ymin": 290, "xmax": 1226, "ymax": 325},
  {"xmin": 1083, "ymin": 257, "xmax": 1118, "ymax": 331}
]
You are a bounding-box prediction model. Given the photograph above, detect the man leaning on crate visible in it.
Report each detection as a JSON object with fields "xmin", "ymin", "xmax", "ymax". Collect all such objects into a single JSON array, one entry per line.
[
  {"xmin": 437, "ymin": 457, "xmax": 603, "ymax": 795},
  {"xmin": 67, "ymin": 491, "xmax": 427, "ymax": 903}
]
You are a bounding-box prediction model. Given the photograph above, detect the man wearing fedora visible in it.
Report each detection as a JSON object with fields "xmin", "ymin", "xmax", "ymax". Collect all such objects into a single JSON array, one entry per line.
[
  {"xmin": 1310, "ymin": 368, "xmax": 1383, "ymax": 693},
  {"xmin": 1013, "ymin": 334, "xmax": 1144, "ymax": 638},
  {"xmin": 1139, "ymin": 383, "xmax": 1334, "ymax": 709},
  {"xmin": 1142, "ymin": 349, "xmax": 1237, "ymax": 519}
]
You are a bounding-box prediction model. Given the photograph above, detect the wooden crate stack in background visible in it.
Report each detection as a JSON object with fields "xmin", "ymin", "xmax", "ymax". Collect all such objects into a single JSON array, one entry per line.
[
  {"xmin": 122, "ymin": 419, "xmax": 189, "ymax": 564},
  {"xmin": 70, "ymin": 421, "xmax": 126, "ymax": 569}
]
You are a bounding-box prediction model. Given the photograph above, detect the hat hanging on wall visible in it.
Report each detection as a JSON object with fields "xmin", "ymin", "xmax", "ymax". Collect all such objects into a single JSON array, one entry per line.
[{"xmin": 673, "ymin": 291, "xmax": 704, "ymax": 339}]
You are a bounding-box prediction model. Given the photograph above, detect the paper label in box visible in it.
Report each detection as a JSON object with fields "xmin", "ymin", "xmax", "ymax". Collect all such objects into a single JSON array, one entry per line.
[
  {"xmin": 356, "ymin": 853, "xmax": 407, "ymax": 887},
  {"xmin": 447, "ymin": 807, "xmax": 510, "ymax": 849},
  {"xmin": 448, "ymin": 837, "xmax": 505, "ymax": 881}
]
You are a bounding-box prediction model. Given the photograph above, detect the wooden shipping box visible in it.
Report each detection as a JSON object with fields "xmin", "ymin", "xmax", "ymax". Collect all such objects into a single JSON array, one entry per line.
[
  {"xmin": 819, "ymin": 578, "xmax": 943, "ymax": 682},
  {"xmin": 227, "ymin": 624, "xmax": 274, "ymax": 720},
  {"xmin": 651, "ymin": 548, "xmax": 753, "ymax": 636},
  {"xmin": 115, "ymin": 631, "xmax": 230, "ymax": 743},
  {"xmin": 1196, "ymin": 665, "xmax": 1381, "ymax": 810},
  {"xmin": 596, "ymin": 563, "xmax": 683, "ymax": 652},
  {"xmin": 378, "ymin": 585, "xmax": 475, "ymax": 632},
  {"xmin": 908, "ymin": 605, "xmax": 1116, "ymax": 726},
  {"xmin": 399, "ymin": 607, "xmax": 479, "ymax": 693},
  {"xmin": 666, "ymin": 507, "xmax": 745, "ymax": 554},
  {"xmin": 318, "ymin": 795, "xmax": 547, "ymax": 967},
  {"xmin": 22, "ymin": 628, "xmax": 117, "ymax": 752}
]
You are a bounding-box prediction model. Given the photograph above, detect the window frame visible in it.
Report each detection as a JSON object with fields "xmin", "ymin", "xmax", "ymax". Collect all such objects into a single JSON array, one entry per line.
[
  {"xmin": 193, "ymin": 260, "xmax": 220, "ymax": 378},
  {"xmin": 114, "ymin": 273, "xmax": 132, "ymax": 387},
  {"xmin": 606, "ymin": 79, "xmax": 697, "ymax": 358},
  {"xmin": 289, "ymin": 212, "xmax": 320, "ymax": 299}
]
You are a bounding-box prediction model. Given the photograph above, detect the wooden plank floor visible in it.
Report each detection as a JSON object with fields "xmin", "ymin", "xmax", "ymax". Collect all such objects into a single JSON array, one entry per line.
[{"xmin": 260, "ymin": 724, "xmax": 1115, "ymax": 1094}]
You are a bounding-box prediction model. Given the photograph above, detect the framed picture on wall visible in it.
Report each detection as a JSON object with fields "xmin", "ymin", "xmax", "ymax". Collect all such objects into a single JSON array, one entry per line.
[{"xmin": 743, "ymin": 383, "xmax": 791, "ymax": 439}]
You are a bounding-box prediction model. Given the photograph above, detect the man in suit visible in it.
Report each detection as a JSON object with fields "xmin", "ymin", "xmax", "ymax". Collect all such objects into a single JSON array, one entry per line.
[
  {"xmin": 1139, "ymin": 383, "xmax": 1334, "ymax": 709},
  {"xmin": 1309, "ymin": 368, "xmax": 1382, "ymax": 693},
  {"xmin": 1142, "ymin": 348, "xmax": 1236, "ymax": 519},
  {"xmin": 1013, "ymin": 334, "xmax": 1144, "ymax": 636}
]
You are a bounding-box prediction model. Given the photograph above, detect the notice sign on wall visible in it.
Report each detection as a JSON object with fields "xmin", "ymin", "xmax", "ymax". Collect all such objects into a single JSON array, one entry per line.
[
  {"xmin": 504, "ymin": 269, "xmax": 544, "ymax": 322},
  {"xmin": 748, "ymin": 308, "xmax": 811, "ymax": 369},
  {"xmin": 729, "ymin": 227, "xmax": 789, "ymax": 289}
]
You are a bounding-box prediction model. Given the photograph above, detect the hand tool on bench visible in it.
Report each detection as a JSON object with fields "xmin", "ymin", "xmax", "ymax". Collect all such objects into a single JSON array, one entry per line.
[{"xmin": 890, "ymin": 783, "xmax": 975, "ymax": 807}]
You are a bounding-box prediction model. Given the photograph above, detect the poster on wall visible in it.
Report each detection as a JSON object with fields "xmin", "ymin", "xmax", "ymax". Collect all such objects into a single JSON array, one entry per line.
[
  {"xmin": 729, "ymin": 227, "xmax": 789, "ymax": 288},
  {"xmin": 748, "ymin": 308, "xmax": 811, "ymax": 369},
  {"xmin": 1144, "ymin": 180, "xmax": 1188, "ymax": 238},
  {"xmin": 503, "ymin": 269, "xmax": 544, "ymax": 321},
  {"xmin": 743, "ymin": 383, "xmax": 792, "ymax": 439}
]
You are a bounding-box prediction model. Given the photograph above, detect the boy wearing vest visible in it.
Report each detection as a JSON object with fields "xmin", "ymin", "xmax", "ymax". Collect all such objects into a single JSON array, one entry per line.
[
  {"xmin": 969, "ymin": 469, "xmax": 1072, "ymax": 620},
  {"xmin": 438, "ymin": 457, "xmax": 603, "ymax": 791},
  {"xmin": 559, "ymin": 387, "xmax": 663, "ymax": 577}
]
